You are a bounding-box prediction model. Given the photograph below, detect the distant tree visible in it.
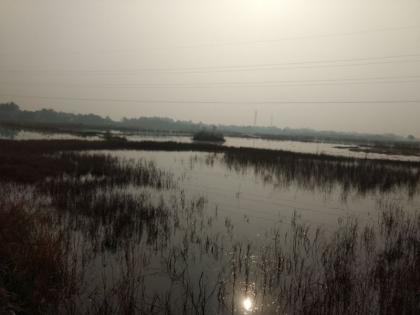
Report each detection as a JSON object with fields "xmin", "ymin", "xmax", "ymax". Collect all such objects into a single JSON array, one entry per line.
[
  {"xmin": 0, "ymin": 102, "xmax": 115, "ymax": 126},
  {"xmin": 0, "ymin": 102, "xmax": 20, "ymax": 120},
  {"xmin": 407, "ymin": 134, "xmax": 416, "ymax": 140},
  {"xmin": 0, "ymin": 102, "xmax": 19, "ymax": 112}
]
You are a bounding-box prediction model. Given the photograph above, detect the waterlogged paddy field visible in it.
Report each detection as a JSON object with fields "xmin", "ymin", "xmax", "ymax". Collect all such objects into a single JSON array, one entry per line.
[
  {"xmin": 2, "ymin": 144, "xmax": 420, "ymax": 314},
  {"xmin": 102, "ymin": 151, "xmax": 420, "ymax": 234},
  {"xmin": 1, "ymin": 126, "xmax": 419, "ymax": 161},
  {"xmin": 0, "ymin": 128, "xmax": 102, "ymax": 141},
  {"xmin": 122, "ymin": 136, "xmax": 420, "ymax": 161}
]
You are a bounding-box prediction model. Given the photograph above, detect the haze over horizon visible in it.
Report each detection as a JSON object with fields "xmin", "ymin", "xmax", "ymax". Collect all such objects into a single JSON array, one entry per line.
[{"xmin": 1, "ymin": 0, "xmax": 420, "ymax": 136}]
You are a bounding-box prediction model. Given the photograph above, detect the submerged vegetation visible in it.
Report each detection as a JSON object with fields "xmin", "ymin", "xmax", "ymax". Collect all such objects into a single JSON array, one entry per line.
[
  {"xmin": 1, "ymin": 139, "xmax": 418, "ymax": 196},
  {"xmin": 0, "ymin": 200, "xmax": 74, "ymax": 314},
  {"xmin": 221, "ymin": 149, "xmax": 420, "ymax": 197},
  {"xmin": 1, "ymin": 139, "xmax": 420, "ymax": 314},
  {"xmin": 343, "ymin": 142, "xmax": 420, "ymax": 157}
]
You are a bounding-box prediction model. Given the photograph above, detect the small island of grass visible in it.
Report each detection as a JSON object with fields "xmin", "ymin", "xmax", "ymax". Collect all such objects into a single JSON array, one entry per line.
[
  {"xmin": 192, "ymin": 130, "xmax": 225, "ymax": 143},
  {"xmin": 103, "ymin": 131, "xmax": 127, "ymax": 142}
]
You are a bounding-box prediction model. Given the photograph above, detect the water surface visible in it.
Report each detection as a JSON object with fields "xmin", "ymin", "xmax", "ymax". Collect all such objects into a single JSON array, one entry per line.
[{"xmin": 1, "ymin": 125, "xmax": 419, "ymax": 161}]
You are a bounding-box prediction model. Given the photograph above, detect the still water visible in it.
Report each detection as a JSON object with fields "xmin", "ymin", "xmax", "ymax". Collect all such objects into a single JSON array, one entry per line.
[
  {"xmin": 1, "ymin": 125, "xmax": 419, "ymax": 161},
  {"xmin": 121, "ymin": 135, "xmax": 420, "ymax": 161},
  {"xmin": 0, "ymin": 128, "xmax": 101, "ymax": 140},
  {"xmin": 75, "ymin": 150, "xmax": 420, "ymax": 313},
  {"xmin": 3, "ymin": 145, "xmax": 419, "ymax": 313},
  {"xmin": 103, "ymin": 150, "xmax": 420, "ymax": 235}
]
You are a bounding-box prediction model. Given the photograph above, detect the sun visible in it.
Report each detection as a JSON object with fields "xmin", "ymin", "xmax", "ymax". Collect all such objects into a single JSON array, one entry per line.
[{"xmin": 242, "ymin": 297, "xmax": 253, "ymax": 312}]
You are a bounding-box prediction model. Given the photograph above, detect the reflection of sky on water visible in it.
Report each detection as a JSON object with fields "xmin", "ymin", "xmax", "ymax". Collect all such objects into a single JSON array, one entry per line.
[
  {"xmin": 78, "ymin": 150, "xmax": 420, "ymax": 314},
  {"xmin": 1, "ymin": 126, "xmax": 419, "ymax": 161},
  {"xmin": 97, "ymin": 150, "xmax": 420, "ymax": 238},
  {"xmin": 34, "ymin": 149, "xmax": 420, "ymax": 313},
  {"xmin": 0, "ymin": 128, "xmax": 101, "ymax": 141},
  {"xmin": 123, "ymin": 135, "xmax": 420, "ymax": 161},
  {"xmin": 124, "ymin": 135, "xmax": 420, "ymax": 162}
]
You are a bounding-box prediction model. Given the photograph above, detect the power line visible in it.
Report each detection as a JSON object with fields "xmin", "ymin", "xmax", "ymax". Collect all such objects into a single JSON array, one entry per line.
[
  {"xmin": 1, "ymin": 75, "xmax": 420, "ymax": 89},
  {"xmin": 176, "ymin": 25, "xmax": 420, "ymax": 48},
  {"xmin": 1, "ymin": 93, "xmax": 419, "ymax": 105},
  {"xmin": 141, "ymin": 58, "xmax": 420, "ymax": 74},
  {"xmin": 1, "ymin": 53, "xmax": 420, "ymax": 74},
  {"xmin": 0, "ymin": 25, "xmax": 418, "ymax": 56}
]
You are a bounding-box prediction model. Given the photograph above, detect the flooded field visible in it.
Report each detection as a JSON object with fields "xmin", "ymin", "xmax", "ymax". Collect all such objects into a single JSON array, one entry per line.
[
  {"xmin": 103, "ymin": 151, "xmax": 420, "ymax": 232},
  {"xmin": 2, "ymin": 1, "xmax": 420, "ymax": 313},
  {"xmin": 122, "ymin": 135, "xmax": 420, "ymax": 161},
  {"xmin": 1, "ymin": 140, "xmax": 420, "ymax": 314},
  {"xmin": 1, "ymin": 126, "xmax": 419, "ymax": 161},
  {"xmin": 0, "ymin": 127, "xmax": 102, "ymax": 141}
]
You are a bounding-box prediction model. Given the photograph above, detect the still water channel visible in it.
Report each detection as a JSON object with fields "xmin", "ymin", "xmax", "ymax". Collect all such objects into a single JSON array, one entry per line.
[{"xmin": 1, "ymin": 126, "xmax": 419, "ymax": 161}]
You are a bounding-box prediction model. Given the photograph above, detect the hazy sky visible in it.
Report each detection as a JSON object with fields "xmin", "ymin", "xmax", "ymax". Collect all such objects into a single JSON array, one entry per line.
[{"xmin": 1, "ymin": 0, "xmax": 420, "ymax": 136}]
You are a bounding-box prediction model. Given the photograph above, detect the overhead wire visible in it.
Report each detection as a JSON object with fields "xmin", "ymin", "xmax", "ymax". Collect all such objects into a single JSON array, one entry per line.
[
  {"xmin": 0, "ymin": 24, "xmax": 418, "ymax": 55},
  {"xmin": 0, "ymin": 94, "xmax": 419, "ymax": 105},
  {"xmin": 1, "ymin": 75, "xmax": 420, "ymax": 89},
  {"xmin": 1, "ymin": 53, "xmax": 420, "ymax": 75}
]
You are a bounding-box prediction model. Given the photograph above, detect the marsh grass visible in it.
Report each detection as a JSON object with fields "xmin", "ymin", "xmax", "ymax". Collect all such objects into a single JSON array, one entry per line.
[
  {"xmin": 1, "ymin": 140, "xmax": 420, "ymax": 314},
  {"xmin": 4, "ymin": 192, "xmax": 420, "ymax": 314},
  {"xmin": 2, "ymin": 139, "xmax": 418, "ymax": 196},
  {"xmin": 221, "ymin": 151, "xmax": 420, "ymax": 197},
  {"xmin": 0, "ymin": 200, "xmax": 76, "ymax": 314}
]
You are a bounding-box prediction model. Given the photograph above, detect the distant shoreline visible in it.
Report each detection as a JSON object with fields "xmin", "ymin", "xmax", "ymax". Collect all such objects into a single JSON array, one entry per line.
[{"xmin": 2, "ymin": 138, "xmax": 420, "ymax": 166}]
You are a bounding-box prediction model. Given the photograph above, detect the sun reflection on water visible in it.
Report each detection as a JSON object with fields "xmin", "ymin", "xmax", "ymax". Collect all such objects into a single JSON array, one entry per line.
[{"xmin": 242, "ymin": 296, "xmax": 254, "ymax": 312}]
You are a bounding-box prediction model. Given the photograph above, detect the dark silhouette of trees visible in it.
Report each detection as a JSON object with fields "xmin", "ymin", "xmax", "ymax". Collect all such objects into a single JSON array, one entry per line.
[
  {"xmin": 1, "ymin": 102, "xmax": 417, "ymax": 146},
  {"xmin": 0, "ymin": 102, "xmax": 113, "ymax": 127}
]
